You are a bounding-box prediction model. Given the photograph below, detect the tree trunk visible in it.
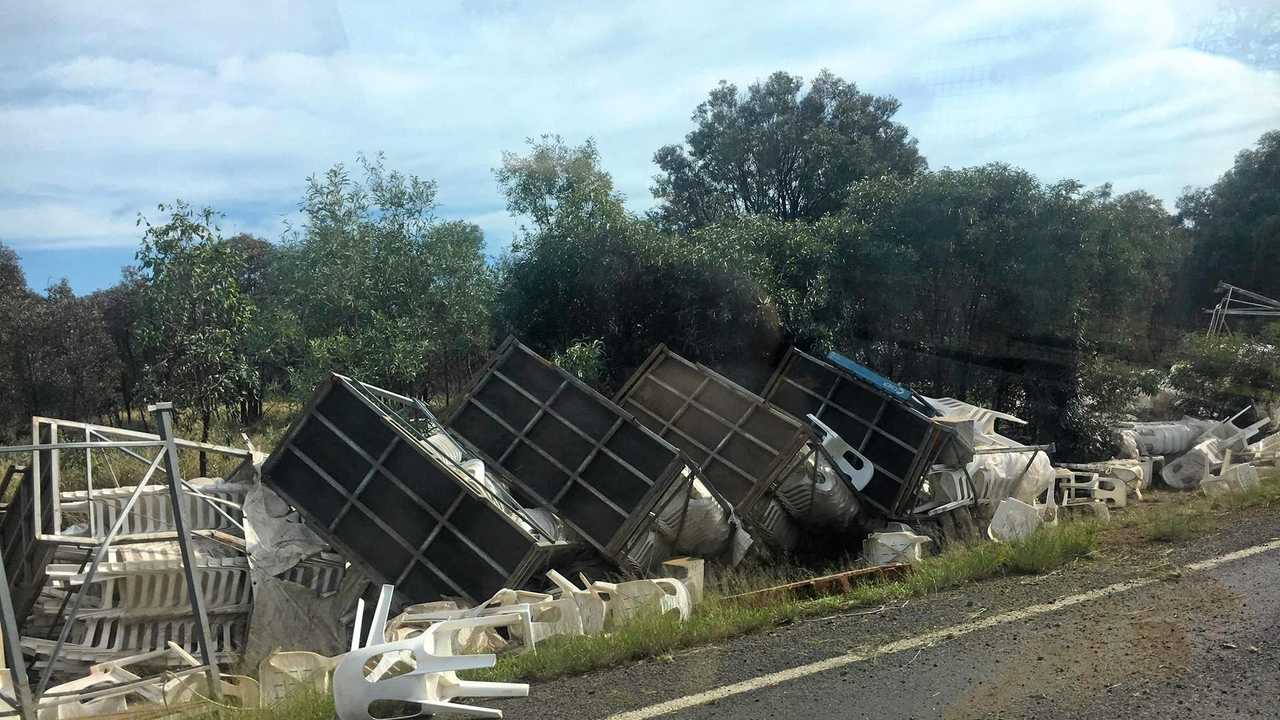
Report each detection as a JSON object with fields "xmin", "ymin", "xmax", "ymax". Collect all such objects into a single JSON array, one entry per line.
[{"xmin": 199, "ymin": 409, "xmax": 210, "ymax": 478}]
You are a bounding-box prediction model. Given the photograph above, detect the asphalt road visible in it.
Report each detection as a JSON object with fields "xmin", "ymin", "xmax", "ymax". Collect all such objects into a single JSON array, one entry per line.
[{"xmin": 494, "ymin": 512, "xmax": 1280, "ymax": 719}]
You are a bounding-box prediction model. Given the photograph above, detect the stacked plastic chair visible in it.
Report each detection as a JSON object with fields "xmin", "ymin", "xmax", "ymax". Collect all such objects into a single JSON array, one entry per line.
[{"xmin": 333, "ymin": 584, "xmax": 529, "ymax": 720}]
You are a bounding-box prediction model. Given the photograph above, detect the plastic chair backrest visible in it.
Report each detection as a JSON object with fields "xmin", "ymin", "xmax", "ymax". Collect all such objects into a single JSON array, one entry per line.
[{"xmin": 807, "ymin": 415, "xmax": 873, "ymax": 491}]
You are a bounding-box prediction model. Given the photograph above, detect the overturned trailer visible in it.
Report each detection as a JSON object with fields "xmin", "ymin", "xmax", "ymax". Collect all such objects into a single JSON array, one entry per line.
[
  {"xmin": 615, "ymin": 345, "xmax": 844, "ymax": 550},
  {"xmin": 263, "ymin": 374, "xmax": 573, "ymax": 605},
  {"xmin": 762, "ymin": 349, "xmax": 951, "ymax": 517},
  {"xmin": 448, "ymin": 338, "xmax": 720, "ymax": 572},
  {"xmin": 616, "ymin": 345, "xmax": 808, "ymax": 513}
]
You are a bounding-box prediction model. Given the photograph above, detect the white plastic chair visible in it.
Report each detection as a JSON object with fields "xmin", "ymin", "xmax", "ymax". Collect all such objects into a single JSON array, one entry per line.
[
  {"xmin": 258, "ymin": 651, "xmax": 338, "ymax": 705},
  {"xmin": 332, "ymin": 616, "xmax": 529, "ymax": 720},
  {"xmin": 546, "ymin": 570, "xmax": 607, "ymax": 635},
  {"xmin": 862, "ymin": 523, "xmax": 930, "ymax": 564},
  {"xmin": 386, "ymin": 590, "xmax": 539, "ymax": 654},
  {"xmin": 1092, "ymin": 476, "xmax": 1127, "ymax": 507},
  {"xmin": 807, "ymin": 415, "xmax": 873, "ymax": 491},
  {"xmin": 1056, "ymin": 470, "xmax": 1099, "ymax": 506},
  {"xmin": 163, "ymin": 674, "xmax": 260, "ymax": 708},
  {"xmin": 585, "ymin": 578, "xmax": 691, "ymax": 626},
  {"xmin": 987, "ymin": 497, "xmax": 1043, "ymax": 542}
]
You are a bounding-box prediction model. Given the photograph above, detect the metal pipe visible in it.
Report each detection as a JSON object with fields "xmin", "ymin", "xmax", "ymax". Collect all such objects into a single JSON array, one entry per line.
[
  {"xmin": 0, "ymin": 441, "xmax": 164, "ymax": 454},
  {"xmin": 150, "ymin": 403, "xmax": 223, "ymax": 700},
  {"xmin": 88, "ymin": 430, "xmax": 245, "ymax": 533},
  {"xmin": 0, "ymin": 535, "xmax": 35, "ymax": 720}
]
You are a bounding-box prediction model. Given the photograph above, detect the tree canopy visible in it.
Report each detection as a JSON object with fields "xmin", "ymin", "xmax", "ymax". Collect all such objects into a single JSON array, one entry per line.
[
  {"xmin": 651, "ymin": 70, "xmax": 925, "ymax": 232},
  {"xmin": 0, "ymin": 71, "xmax": 1274, "ymax": 462},
  {"xmin": 278, "ymin": 155, "xmax": 495, "ymax": 403},
  {"xmin": 135, "ymin": 201, "xmax": 258, "ymax": 472},
  {"xmin": 1177, "ymin": 130, "xmax": 1280, "ymax": 317}
]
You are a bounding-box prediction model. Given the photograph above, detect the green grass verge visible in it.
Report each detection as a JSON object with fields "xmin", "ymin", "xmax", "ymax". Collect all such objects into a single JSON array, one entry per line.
[
  {"xmin": 1140, "ymin": 468, "xmax": 1280, "ymax": 542},
  {"xmin": 157, "ymin": 688, "xmax": 334, "ymax": 720},
  {"xmin": 466, "ymin": 520, "xmax": 1098, "ymax": 683}
]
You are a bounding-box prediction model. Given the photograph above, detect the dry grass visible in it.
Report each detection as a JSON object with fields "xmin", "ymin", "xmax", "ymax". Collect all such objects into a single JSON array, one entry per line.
[{"xmin": 4, "ymin": 400, "xmax": 301, "ymax": 497}]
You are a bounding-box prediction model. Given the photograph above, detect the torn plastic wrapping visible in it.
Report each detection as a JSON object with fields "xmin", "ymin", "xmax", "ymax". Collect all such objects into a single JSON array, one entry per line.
[{"xmin": 242, "ymin": 476, "xmax": 328, "ymax": 578}]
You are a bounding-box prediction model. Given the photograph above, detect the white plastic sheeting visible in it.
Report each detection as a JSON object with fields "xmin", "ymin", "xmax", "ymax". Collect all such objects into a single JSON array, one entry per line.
[
  {"xmin": 751, "ymin": 496, "xmax": 801, "ymax": 551},
  {"xmin": 243, "ymin": 481, "xmax": 329, "ymax": 578},
  {"xmin": 967, "ymin": 439, "xmax": 1055, "ymax": 507},
  {"xmin": 1122, "ymin": 418, "xmax": 1217, "ymax": 457},
  {"xmin": 242, "ymin": 569, "xmax": 366, "ymax": 671},
  {"xmin": 242, "ymin": 463, "xmax": 366, "ymax": 669}
]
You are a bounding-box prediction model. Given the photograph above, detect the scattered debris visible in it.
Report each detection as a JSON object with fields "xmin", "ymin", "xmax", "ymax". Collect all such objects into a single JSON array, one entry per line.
[
  {"xmin": 1118, "ymin": 418, "xmax": 1218, "ymax": 458},
  {"xmin": 1, "ymin": 336, "xmax": 1274, "ymax": 719},
  {"xmin": 1161, "ymin": 414, "xmax": 1269, "ymax": 490}
]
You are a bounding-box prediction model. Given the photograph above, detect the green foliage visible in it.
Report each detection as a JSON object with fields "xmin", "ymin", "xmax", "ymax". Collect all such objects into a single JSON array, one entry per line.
[
  {"xmin": 1064, "ymin": 355, "xmax": 1164, "ymax": 459},
  {"xmin": 1177, "ymin": 131, "xmax": 1280, "ymax": 320},
  {"xmin": 135, "ymin": 201, "xmax": 258, "ymax": 458},
  {"xmin": 279, "ymin": 155, "xmax": 495, "ymax": 404},
  {"xmin": 652, "ymin": 70, "xmax": 925, "ymax": 231},
  {"xmin": 551, "ymin": 338, "xmax": 606, "ymax": 385},
  {"xmin": 1166, "ymin": 326, "xmax": 1280, "ymax": 418},
  {"xmin": 0, "ymin": 77, "xmax": 1274, "ymax": 474},
  {"xmin": 0, "ymin": 248, "xmax": 122, "ymax": 440},
  {"xmin": 496, "ymin": 136, "xmax": 779, "ymax": 388},
  {"xmin": 0, "ymin": 244, "xmax": 24, "ymax": 439},
  {"xmin": 840, "ymin": 167, "xmax": 1186, "ymax": 456}
]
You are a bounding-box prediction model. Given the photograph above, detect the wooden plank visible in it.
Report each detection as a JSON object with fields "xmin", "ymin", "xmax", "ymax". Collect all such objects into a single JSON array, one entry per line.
[{"xmin": 718, "ymin": 563, "xmax": 911, "ymax": 607}]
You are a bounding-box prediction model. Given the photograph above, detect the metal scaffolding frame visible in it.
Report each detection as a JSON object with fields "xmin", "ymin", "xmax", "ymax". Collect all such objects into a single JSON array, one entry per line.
[
  {"xmin": 1205, "ymin": 282, "xmax": 1280, "ymax": 337},
  {"xmin": 0, "ymin": 406, "xmax": 253, "ymax": 717}
]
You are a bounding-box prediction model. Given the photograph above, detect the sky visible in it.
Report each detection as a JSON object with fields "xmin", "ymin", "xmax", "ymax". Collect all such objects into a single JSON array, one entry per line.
[{"xmin": 2, "ymin": 1, "xmax": 1278, "ymax": 294}]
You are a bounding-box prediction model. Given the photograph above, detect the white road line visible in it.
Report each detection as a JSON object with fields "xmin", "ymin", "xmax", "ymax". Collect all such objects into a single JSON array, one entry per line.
[{"xmin": 604, "ymin": 537, "xmax": 1280, "ymax": 720}]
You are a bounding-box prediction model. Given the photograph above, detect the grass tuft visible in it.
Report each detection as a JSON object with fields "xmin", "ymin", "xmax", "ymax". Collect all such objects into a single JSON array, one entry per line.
[
  {"xmin": 1005, "ymin": 522, "xmax": 1098, "ymax": 574},
  {"xmin": 1145, "ymin": 507, "xmax": 1214, "ymax": 542}
]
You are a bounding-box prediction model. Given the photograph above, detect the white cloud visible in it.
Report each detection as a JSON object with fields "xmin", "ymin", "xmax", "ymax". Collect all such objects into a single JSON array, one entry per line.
[
  {"xmin": 0, "ymin": 203, "xmax": 139, "ymax": 248},
  {"xmin": 0, "ymin": 0, "xmax": 1276, "ymax": 268}
]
